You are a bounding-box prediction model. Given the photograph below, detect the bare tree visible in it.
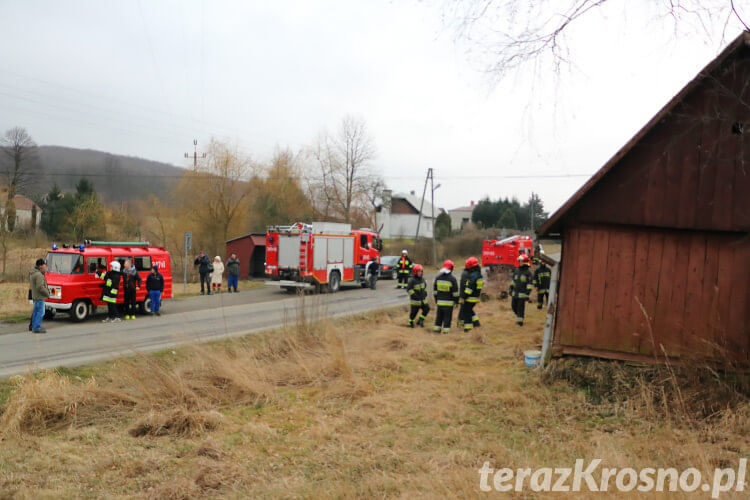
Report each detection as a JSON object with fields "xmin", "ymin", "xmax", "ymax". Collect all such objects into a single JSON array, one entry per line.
[
  {"xmin": 174, "ymin": 139, "xmax": 255, "ymax": 252},
  {"xmin": 308, "ymin": 116, "xmax": 380, "ymax": 223},
  {"xmin": 0, "ymin": 127, "xmax": 41, "ymax": 232},
  {"xmin": 440, "ymin": 0, "xmax": 749, "ymax": 83}
]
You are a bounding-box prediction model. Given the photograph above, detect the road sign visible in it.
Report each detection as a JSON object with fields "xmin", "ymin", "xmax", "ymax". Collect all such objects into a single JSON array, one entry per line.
[{"xmin": 184, "ymin": 231, "xmax": 193, "ymax": 251}]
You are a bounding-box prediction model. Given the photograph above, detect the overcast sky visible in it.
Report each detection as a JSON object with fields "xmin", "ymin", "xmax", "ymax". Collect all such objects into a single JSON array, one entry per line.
[{"xmin": 0, "ymin": 1, "xmax": 745, "ymax": 213}]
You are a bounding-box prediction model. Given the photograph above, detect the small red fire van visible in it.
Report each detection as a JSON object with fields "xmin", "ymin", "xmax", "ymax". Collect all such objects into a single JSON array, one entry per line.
[
  {"xmin": 44, "ymin": 241, "xmax": 172, "ymax": 321},
  {"xmin": 481, "ymin": 235, "xmax": 534, "ymax": 270}
]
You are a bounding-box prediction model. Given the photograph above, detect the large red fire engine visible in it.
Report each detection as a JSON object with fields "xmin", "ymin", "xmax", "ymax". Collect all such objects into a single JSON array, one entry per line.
[
  {"xmin": 44, "ymin": 241, "xmax": 172, "ymax": 321},
  {"xmin": 265, "ymin": 222, "xmax": 381, "ymax": 292},
  {"xmin": 481, "ymin": 235, "xmax": 534, "ymax": 270}
]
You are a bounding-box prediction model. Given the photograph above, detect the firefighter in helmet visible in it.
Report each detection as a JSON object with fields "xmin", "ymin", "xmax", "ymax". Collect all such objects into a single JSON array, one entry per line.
[
  {"xmin": 509, "ymin": 254, "xmax": 533, "ymax": 326},
  {"xmin": 458, "ymin": 256, "xmax": 483, "ymax": 333},
  {"xmin": 533, "ymin": 258, "xmax": 552, "ymax": 310},
  {"xmin": 433, "ymin": 259, "xmax": 459, "ymax": 333},
  {"xmin": 406, "ymin": 264, "xmax": 429, "ymax": 328},
  {"xmin": 396, "ymin": 249, "xmax": 413, "ymax": 289},
  {"xmin": 100, "ymin": 260, "xmax": 122, "ymax": 323}
]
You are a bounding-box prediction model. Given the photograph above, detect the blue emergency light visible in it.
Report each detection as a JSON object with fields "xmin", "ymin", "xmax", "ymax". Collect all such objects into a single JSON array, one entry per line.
[
  {"xmin": 52, "ymin": 243, "xmax": 58, "ymax": 250},
  {"xmin": 79, "ymin": 244, "xmax": 85, "ymax": 252}
]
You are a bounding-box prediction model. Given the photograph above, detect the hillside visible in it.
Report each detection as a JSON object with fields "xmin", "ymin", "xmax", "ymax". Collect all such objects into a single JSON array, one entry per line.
[{"xmin": 36, "ymin": 146, "xmax": 186, "ymax": 204}]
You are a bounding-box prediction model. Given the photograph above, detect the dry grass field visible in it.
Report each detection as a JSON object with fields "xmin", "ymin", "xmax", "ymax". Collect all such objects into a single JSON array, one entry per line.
[{"xmin": 0, "ymin": 295, "xmax": 747, "ymax": 498}]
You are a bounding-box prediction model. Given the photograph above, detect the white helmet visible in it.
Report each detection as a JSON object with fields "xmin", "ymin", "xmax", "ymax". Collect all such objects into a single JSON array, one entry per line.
[
  {"xmin": 402, "ymin": 249, "xmax": 408, "ymax": 254},
  {"xmin": 110, "ymin": 261, "xmax": 121, "ymax": 272}
]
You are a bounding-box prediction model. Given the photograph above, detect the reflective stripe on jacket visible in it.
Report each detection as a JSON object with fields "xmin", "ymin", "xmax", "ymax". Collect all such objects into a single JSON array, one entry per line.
[
  {"xmin": 533, "ymin": 265, "xmax": 552, "ymax": 291},
  {"xmin": 407, "ymin": 276, "xmax": 428, "ymax": 305},
  {"xmin": 101, "ymin": 270, "xmax": 121, "ymax": 303},
  {"xmin": 463, "ymin": 267, "xmax": 484, "ymax": 303},
  {"xmin": 433, "ymin": 271, "xmax": 459, "ymax": 307},
  {"xmin": 510, "ymin": 266, "xmax": 533, "ymax": 299}
]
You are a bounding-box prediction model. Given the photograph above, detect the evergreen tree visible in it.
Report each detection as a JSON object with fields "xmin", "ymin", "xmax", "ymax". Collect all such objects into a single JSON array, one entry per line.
[{"xmin": 498, "ymin": 208, "xmax": 517, "ymax": 229}]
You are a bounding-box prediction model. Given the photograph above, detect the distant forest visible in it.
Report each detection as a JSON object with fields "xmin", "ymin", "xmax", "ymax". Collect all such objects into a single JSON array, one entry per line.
[{"xmin": 36, "ymin": 146, "xmax": 185, "ymax": 204}]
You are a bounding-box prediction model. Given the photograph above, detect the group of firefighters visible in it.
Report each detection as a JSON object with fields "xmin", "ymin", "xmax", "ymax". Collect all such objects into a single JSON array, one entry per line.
[{"xmin": 396, "ymin": 249, "xmax": 551, "ymax": 333}]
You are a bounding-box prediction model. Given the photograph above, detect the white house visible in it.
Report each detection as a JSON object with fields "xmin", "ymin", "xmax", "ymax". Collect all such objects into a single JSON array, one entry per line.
[
  {"xmin": 0, "ymin": 190, "xmax": 42, "ymax": 231},
  {"xmin": 448, "ymin": 201, "xmax": 475, "ymax": 231},
  {"xmin": 376, "ymin": 190, "xmax": 437, "ymax": 239}
]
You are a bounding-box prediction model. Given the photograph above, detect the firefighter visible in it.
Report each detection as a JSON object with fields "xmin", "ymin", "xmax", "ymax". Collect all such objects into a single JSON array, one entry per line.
[
  {"xmin": 101, "ymin": 260, "xmax": 122, "ymax": 323},
  {"xmin": 458, "ymin": 256, "xmax": 483, "ymax": 333},
  {"xmin": 396, "ymin": 250, "xmax": 413, "ymax": 289},
  {"xmin": 433, "ymin": 259, "xmax": 459, "ymax": 334},
  {"xmin": 509, "ymin": 254, "xmax": 533, "ymax": 326},
  {"xmin": 533, "ymin": 259, "xmax": 552, "ymax": 310},
  {"xmin": 406, "ymin": 264, "xmax": 429, "ymax": 328}
]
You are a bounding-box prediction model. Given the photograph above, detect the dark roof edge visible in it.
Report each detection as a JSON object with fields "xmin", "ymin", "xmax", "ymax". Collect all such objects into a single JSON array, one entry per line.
[
  {"xmin": 537, "ymin": 30, "xmax": 750, "ymax": 237},
  {"xmin": 225, "ymin": 233, "xmax": 266, "ymax": 244}
]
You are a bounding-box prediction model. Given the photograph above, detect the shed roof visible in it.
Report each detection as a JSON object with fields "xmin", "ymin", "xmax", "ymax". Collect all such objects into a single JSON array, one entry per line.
[
  {"xmin": 225, "ymin": 233, "xmax": 266, "ymax": 245},
  {"xmin": 538, "ymin": 30, "xmax": 750, "ymax": 236}
]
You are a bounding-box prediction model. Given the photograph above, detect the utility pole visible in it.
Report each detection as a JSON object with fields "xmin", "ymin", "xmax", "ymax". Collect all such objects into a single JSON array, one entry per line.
[
  {"xmin": 414, "ymin": 168, "xmax": 431, "ymax": 241},
  {"xmin": 415, "ymin": 168, "xmax": 439, "ymax": 265},
  {"xmin": 185, "ymin": 139, "xmax": 206, "ymax": 169}
]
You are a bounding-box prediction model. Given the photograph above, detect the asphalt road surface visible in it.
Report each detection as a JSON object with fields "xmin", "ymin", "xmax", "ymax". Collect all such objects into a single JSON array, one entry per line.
[{"xmin": 0, "ymin": 281, "xmax": 409, "ymax": 378}]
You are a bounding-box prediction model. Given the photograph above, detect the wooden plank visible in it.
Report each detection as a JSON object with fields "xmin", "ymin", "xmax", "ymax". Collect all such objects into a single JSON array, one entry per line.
[
  {"xmin": 726, "ymin": 237, "xmax": 750, "ymax": 362},
  {"xmin": 644, "ymin": 145, "xmax": 668, "ymax": 227},
  {"xmin": 710, "ymin": 127, "xmax": 736, "ymax": 231},
  {"xmin": 555, "ymin": 227, "xmax": 578, "ymax": 346},
  {"xmin": 676, "ymin": 127, "xmax": 701, "ymax": 228},
  {"xmin": 667, "ymin": 232, "xmax": 691, "ymax": 355},
  {"xmin": 598, "ymin": 229, "xmax": 629, "ymax": 353},
  {"xmin": 700, "ymin": 237, "xmax": 721, "ymax": 349},
  {"xmin": 639, "ymin": 231, "xmax": 666, "ymax": 356},
  {"xmin": 629, "ymin": 230, "xmax": 653, "ymax": 355},
  {"xmin": 580, "ymin": 228, "xmax": 610, "ymax": 350},
  {"xmin": 611, "ymin": 229, "xmax": 638, "ymax": 353},
  {"xmin": 714, "ymin": 240, "xmax": 735, "ymax": 354},
  {"xmin": 694, "ymin": 119, "xmax": 717, "ymax": 229},
  {"xmin": 570, "ymin": 228, "xmax": 595, "ymax": 347},
  {"xmin": 682, "ymin": 233, "xmax": 708, "ymax": 354},
  {"xmin": 652, "ymin": 233, "xmax": 678, "ymax": 357},
  {"xmin": 661, "ymin": 144, "xmax": 683, "ymax": 227},
  {"xmin": 733, "ymin": 144, "xmax": 750, "ymax": 230}
]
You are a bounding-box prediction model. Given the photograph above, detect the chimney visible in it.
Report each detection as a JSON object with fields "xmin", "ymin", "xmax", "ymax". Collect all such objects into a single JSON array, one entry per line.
[{"xmin": 470, "ymin": 200, "xmax": 475, "ymax": 207}]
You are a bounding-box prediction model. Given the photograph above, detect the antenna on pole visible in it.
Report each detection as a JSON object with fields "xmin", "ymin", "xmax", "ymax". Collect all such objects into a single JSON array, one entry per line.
[{"xmin": 184, "ymin": 139, "xmax": 206, "ymax": 169}]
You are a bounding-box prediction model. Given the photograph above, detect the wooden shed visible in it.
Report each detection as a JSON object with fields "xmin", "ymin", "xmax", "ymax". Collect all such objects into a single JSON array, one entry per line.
[
  {"xmin": 225, "ymin": 233, "xmax": 266, "ymax": 279},
  {"xmin": 538, "ymin": 31, "xmax": 750, "ymax": 366}
]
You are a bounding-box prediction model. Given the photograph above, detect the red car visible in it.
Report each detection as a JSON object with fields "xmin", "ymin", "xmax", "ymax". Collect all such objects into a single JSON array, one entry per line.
[{"xmin": 44, "ymin": 241, "xmax": 172, "ymax": 321}]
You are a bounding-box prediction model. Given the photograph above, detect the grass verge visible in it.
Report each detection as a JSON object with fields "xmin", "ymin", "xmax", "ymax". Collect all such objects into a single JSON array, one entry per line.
[{"xmin": 0, "ymin": 295, "xmax": 747, "ymax": 497}]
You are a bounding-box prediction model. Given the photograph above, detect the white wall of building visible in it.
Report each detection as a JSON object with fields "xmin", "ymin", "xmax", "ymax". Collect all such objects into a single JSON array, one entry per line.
[
  {"xmin": 377, "ymin": 212, "xmax": 434, "ymax": 239},
  {"xmin": 448, "ymin": 209, "xmax": 473, "ymax": 231},
  {"xmin": 0, "ymin": 208, "xmax": 41, "ymax": 231}
]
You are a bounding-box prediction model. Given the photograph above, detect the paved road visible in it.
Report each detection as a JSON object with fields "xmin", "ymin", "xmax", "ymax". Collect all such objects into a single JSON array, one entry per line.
[{"xmin": 0, "ymin": 282, "xmax": 408, "ymax": 378}]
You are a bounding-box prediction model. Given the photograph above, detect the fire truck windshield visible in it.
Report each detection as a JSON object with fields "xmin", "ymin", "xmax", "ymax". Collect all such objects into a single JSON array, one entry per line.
[{"xmin": 45, "ymin": 252, "xmax": 84, "ymax": 274}]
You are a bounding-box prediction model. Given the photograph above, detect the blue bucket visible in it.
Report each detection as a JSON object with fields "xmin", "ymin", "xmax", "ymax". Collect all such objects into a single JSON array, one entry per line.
[{"xmin": 524, "ymin": 350, "xmax": 541, "ymax": 367}]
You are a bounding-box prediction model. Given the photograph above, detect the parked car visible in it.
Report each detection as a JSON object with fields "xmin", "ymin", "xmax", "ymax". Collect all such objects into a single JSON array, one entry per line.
[{"xmin": 378, "ymin": 255, "xmax": 400, "ymax": 280}]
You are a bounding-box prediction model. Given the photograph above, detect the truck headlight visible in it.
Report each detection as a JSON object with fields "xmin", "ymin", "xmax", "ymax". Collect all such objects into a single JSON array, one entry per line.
[{"xmin": 49, "ymin": 286, "xmax": 62, "ymax": 299}]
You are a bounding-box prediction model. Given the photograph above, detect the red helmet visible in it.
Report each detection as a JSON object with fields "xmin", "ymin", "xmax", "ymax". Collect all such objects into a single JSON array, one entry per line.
[
  {"xmin": 443, "ymin": 259, "xmax": 455, "ymax": 271},
  {"xmin": 465, "ymin": 256, "xmax": 479, "ymax": 269},
  {"xmin": 412, "ymin": 264, "xmax": 423, "ymax": 275}
]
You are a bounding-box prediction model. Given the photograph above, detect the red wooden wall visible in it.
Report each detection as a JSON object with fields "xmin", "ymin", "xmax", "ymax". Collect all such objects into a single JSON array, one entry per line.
[{"xmin": 555, "ymin": 225, "xmax": 749, "ymax": 364}]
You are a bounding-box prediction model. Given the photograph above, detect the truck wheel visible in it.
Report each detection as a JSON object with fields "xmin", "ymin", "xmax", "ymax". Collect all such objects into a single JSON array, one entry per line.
[
  {"xmin": 327, "ymin": 271, "xmax": 341, "ymax": 293},
  {"xmin": 70, "ymin": 299, "xmax": 90, "ymax": 322},
  {"xmin": 139, "ymin": 297, "xmax": 152, "ymax": 314}
]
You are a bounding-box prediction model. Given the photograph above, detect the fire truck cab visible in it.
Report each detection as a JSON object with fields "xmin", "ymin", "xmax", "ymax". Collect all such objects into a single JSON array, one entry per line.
[
  {"xmin": 44, "ymin": 241, "xmax": 172, "ymax": 321},
  {"xmin": 481, "ymin": 235, "xmax": 534, "ymax": 270},
  {"xmin": 265, "ymin": 222, "xmax": 382, "ymax": 292}
]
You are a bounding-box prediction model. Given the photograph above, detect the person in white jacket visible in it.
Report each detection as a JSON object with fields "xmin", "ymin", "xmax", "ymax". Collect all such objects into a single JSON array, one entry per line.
[{"xmin": 211, "ymin": 256, "xmax": 225, "ymax": 293}]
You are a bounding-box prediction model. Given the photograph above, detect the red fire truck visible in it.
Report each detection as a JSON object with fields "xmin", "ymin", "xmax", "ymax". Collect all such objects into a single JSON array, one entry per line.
[
  {"xmin": 44, "ymin": 241, "xmax": 172, "ymax": 321},
  {"xmin": 481, "ymin": 235, "xmax": 534, "ymax": 270},
  {"xmin": 265, "ymin": 222, "xmax": 381, "ymax": 292}
]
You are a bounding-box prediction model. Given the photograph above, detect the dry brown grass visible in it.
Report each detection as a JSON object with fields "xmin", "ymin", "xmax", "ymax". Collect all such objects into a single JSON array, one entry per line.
[{"xmin": 0, "ymin": 292, "xmax": 747, "ymax": 497}]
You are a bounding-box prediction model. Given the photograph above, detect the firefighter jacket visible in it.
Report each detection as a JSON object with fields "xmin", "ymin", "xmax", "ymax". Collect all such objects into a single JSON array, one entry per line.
[
  {"xmin": 533, "ymin": 264, "xmax": 552, "ymax": 292},
  {"xmin": 397, "ymin": 255, "xmax": 413, "ymax": 275},
  {"xmin": 462, "ymin": 267, "xmax": 484, "ymax": 303},
  {"xmin": 406, "ymin": 275, "xmax": 428, "ymax": 305},
  {"xmin": 510, "ymin": 265, "xmax": 533, "ymax": 299},
  {"xmin": 100, "ymin": 270, "xmax": 121, "ymax": 304},
  {"xmin": 433, "ymin": 269, "xmax": 459, "ymax": 307}
]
